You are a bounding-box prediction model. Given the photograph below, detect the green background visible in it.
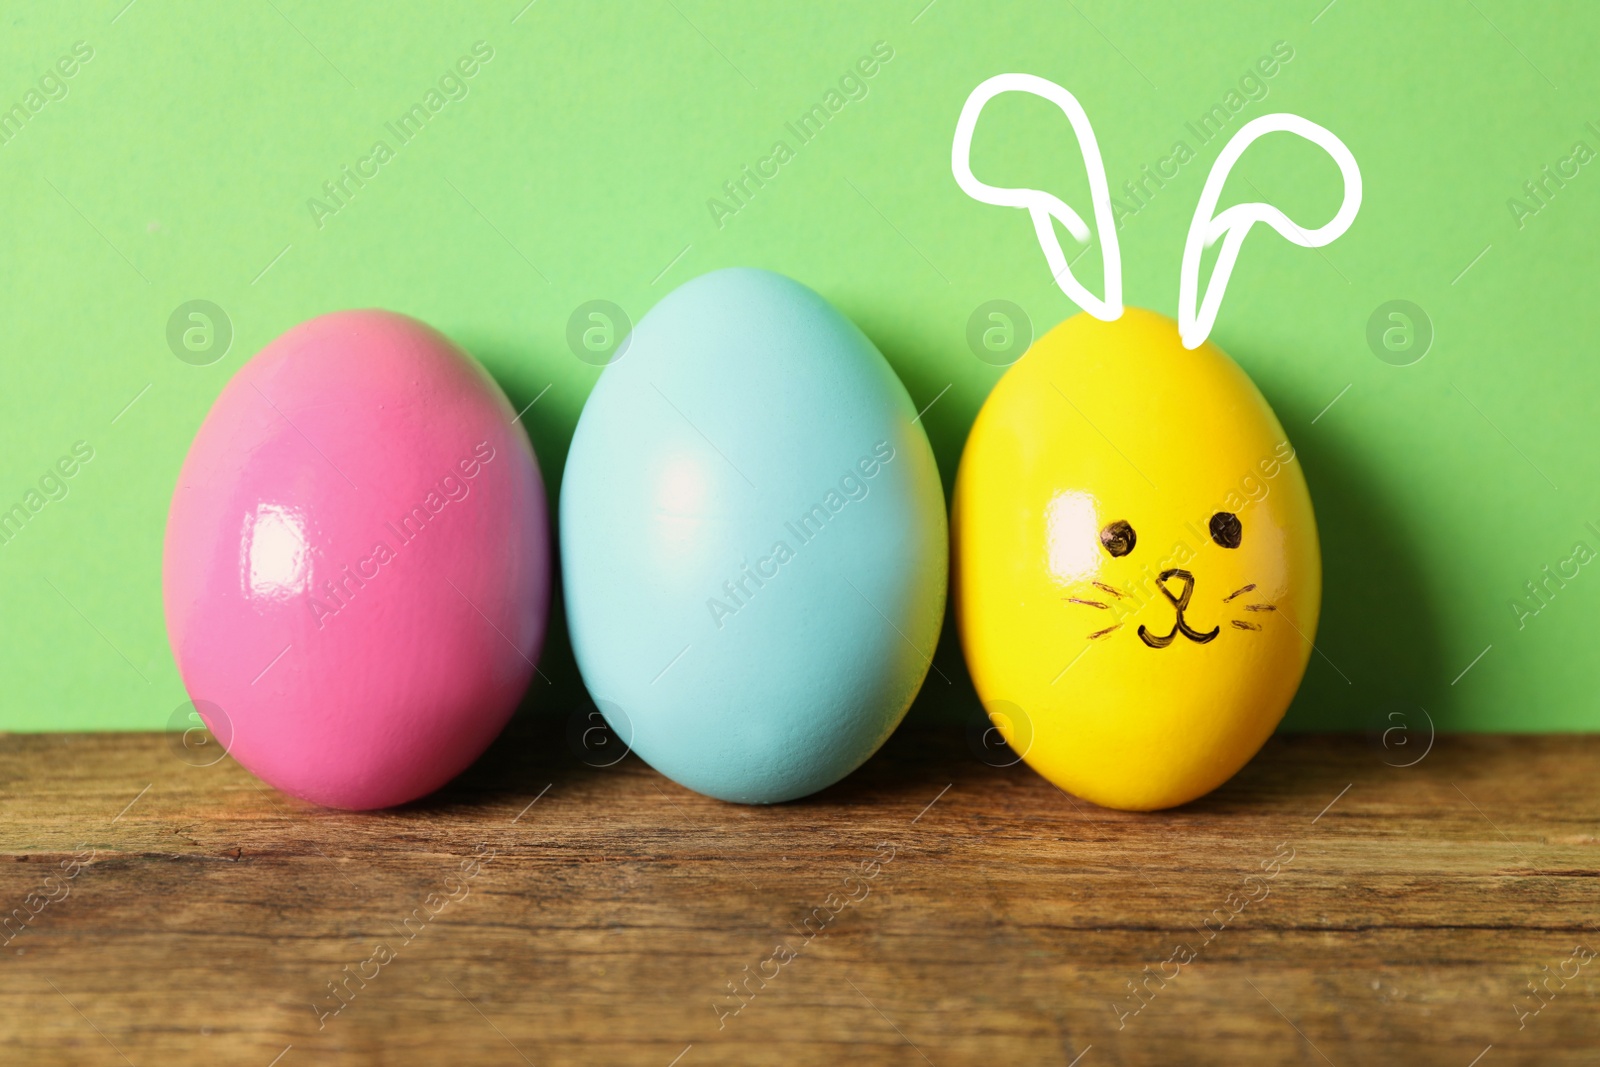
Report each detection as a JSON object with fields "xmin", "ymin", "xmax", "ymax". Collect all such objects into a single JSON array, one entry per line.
[{"xmin": 1, "ymin": 0, "xmax": 1594, "ymax": 734}]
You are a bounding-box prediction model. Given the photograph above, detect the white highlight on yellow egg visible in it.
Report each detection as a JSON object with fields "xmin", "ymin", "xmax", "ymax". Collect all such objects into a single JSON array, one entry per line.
[{"xmin": 1045, "ymin": 489, "xmax": 1101, "ymax": 586}]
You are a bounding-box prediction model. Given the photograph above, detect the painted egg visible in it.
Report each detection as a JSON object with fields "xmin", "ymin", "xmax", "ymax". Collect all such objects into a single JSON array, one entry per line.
[
  {"xmin": 561, "ymin": 268, "xmax": 947, "ymax": 803},
  {"xmin": 953, "ymin": 307, "xmax": 1319, "ymax": 811},
  {"xmin": 163, "ymin": 310, "xmax": 550, "ymax": 809}
]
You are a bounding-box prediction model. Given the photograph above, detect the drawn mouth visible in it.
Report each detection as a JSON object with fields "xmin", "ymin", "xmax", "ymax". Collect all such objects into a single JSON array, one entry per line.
[{"xmin": 1138, "ymin": 568, "xmax": 1220, "ymax": 648}]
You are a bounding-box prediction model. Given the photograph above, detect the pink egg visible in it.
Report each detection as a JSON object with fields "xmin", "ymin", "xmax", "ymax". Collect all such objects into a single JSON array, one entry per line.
[{"xmin": 163, "ymin": 310, "xmax": 549, "ymax": 809}]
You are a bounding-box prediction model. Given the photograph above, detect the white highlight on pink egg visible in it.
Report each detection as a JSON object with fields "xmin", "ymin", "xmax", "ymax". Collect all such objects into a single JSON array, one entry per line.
[{"xmin": 242, "ymin": 503, "xmax": 310, "ymax": 602}]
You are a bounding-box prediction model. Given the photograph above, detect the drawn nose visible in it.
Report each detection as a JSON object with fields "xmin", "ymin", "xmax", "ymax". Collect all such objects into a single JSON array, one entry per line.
[
  {"xmin": 1157, "ymin": 568, "xmax": 1195, "ymax": 606},
  {"xmin": 1138, "ymin": 567, "xmax": 1218, "ymax": 648}
]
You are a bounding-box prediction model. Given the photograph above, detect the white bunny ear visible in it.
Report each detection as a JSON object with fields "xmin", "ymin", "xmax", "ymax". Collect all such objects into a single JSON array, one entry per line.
[
  {"xmin": 1179, "ymin": 113, "xmax": 1362, "ymax": 349},
  {"xmin": 952, "ymin": 74, "xmax": 1123, "ymax": 322}
]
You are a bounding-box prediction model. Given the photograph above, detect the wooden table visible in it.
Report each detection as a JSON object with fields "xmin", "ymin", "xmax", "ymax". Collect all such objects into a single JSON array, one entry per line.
[{"xmin": 2, "ymin": 709, "xmax": 1596, "ymax": 1065}]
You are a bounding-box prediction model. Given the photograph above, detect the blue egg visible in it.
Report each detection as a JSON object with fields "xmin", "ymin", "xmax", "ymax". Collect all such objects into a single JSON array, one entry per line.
[{"xmin": 560, "ymin": 268, "xmax": 947, "ymax": 803}]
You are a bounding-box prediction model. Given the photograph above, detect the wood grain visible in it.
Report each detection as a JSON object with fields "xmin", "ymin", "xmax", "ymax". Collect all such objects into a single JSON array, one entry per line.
[{"xmin": 1, "ymin": 711, "xmax": 1597, "ymax": 1066}]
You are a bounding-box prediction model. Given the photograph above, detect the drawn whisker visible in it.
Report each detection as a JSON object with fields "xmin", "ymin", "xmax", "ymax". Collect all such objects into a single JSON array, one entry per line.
[
  {"xmin": 1223, "ymin": 583, "xmax": 1256, "ymax": 602},
  {"xmin": 1088, "ymin": 624, "xmax": 1121, "ymax": 639},
  {"xmin": 1091, "ymin": 581, "xmax": 1128, "ymax": 599},
  {"xmin": 1244, "ymin": 604, "xmax": 1276, "ymax": 612},
  {"xmin": 1231, "ymin": 620, "xmax": 1261, "ymax": 630},
  {"xmin": 1067, "ymin": 597, "xmax": 1110, "ymax": 609}
]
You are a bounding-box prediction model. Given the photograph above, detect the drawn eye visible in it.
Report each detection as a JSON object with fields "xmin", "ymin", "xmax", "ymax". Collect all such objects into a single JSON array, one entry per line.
[
  {"xmin": 1099, "ymin": 520, "xmax": 1136, "ymax": 557},
  {"xmin": 1209, "ymin": 511, "xmax": 1242, "ymax": 549}
]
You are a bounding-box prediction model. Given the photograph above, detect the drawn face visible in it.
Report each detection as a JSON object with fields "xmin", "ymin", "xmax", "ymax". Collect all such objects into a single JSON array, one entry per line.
[
  {"xmin": 953, "ymin": 308, "xmax": 1321, "ymax": 811},
  {"xmin": 1067, "ymin": 508, "xmax": 1275, "ymax": 648}
]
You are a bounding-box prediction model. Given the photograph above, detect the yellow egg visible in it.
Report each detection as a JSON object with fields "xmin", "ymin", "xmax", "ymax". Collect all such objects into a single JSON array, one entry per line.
[{"xmin": 953, "ymin": 307, "xmax": 1319, "ymax": 810}]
